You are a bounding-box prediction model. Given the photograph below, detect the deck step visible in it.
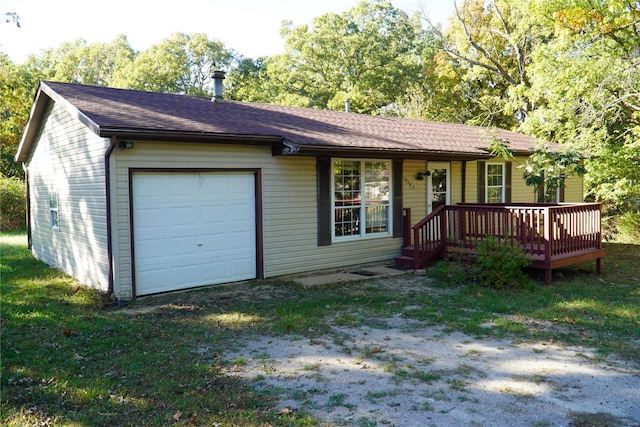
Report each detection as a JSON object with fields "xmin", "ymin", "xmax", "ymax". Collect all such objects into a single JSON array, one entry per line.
[
  {"xmin": 401, "ymin": 246, "xmax": 416, "ymax": 257},
  {"xmin": 394, "ymin": 255, "xmax": 415, "ymax": 268}
]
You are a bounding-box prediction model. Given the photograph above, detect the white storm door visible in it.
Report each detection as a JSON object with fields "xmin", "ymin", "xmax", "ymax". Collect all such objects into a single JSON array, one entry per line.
[
  {"xmin": 132, "ymin": 172, "xmax": 256, "ymax": 296},
  {"xmin": 427, "ymin": 162, "xmax": 450, "ymax": 214}
]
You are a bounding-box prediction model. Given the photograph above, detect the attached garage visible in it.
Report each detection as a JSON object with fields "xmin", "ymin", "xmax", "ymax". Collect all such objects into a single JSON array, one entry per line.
[{"xmin": 131, "ymin": 171, "xmax": 257, "ymax": 296}]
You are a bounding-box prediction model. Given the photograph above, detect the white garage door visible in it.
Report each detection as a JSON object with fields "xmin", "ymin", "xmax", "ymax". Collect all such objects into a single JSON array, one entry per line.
[{"xmin": 132, "ymin": 172, "xmax": 256, "ymax": 296}]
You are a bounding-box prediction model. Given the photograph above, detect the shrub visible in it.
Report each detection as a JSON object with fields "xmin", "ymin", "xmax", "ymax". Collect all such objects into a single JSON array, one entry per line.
[
  {"xmin": 611, "ymin": 212, "xmax": 640, "ymax": 244},
  {"xmin": 471, "ymin": 238, "xmax": 531, "ymax": 289},
  {"xmin": 0, "ymin": 176, "xmax": 26, "ymax": 231},
  {"xmin": 431, "ymin": 257, "xmax": 468, "ymax": 286}
]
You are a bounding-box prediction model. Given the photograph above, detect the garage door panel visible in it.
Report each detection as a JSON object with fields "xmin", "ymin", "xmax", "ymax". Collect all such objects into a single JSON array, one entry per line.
[
  {"xmin": 135, "ymin": 207, "xmax": 167, "ymax": 229},
  {"xmin": 136, "ymin": 268, "xmax": 171, "ymax": 294},
  {"xmin": 229, "ymin": 230, "xmax": 254, "ymax": 250},
  {"xmin": 134, "ymin": 175, "xmax": 168, "ymax": 197},
  {"xmin": 231, "ymin": 258, "xmax": 256, "ymax": 278},
  {"xmin": 201, "ymin": 261, "xmax": 228, "ymax": 283},
  {"xmin": 135, "ymin": 238, "xmax": 169, "ymax": 261},
  {"xmin": 200, "ymin": 205, "xmax": 227, "ymax": 225},
  {"xmin": 168, "ymin": 206, "xmax": 198, "ymax": 226},
  {"xmin": 227, "ymin": 174, "xmax": 253, "ymax": 193},
  {"xmin": 170, "ymin": 236, "xmax": 199, "ymax": 257},
  {"xmin": 133, "ymin": 172, "xmax": 256, "ymax": 296},
  {"xmin": 199, "ymin": 234, "xmax": 228, "ymax": 254},
  {"xmin": 200, "ymin": 175, "xmax": 227, "ymax": 194},
  {"xmin": 229, "ymin": 204, "xmax": 253, "ymax": 222},
  {"xmin": 168, "ymin": 175, "xmax": 199, "ymax": 197},
  {"xmin": 172, "ymin": 265, "xmax": 200, "ymax": 287}
]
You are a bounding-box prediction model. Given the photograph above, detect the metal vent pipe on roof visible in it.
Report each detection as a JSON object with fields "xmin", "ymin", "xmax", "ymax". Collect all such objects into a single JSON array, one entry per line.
[
  {"xmin": 211, "ymin": 70, "xmax": 225, "ymax": 103},
  {"xmin": 345, "ymin": 97, "xmax": 350, "ymax": 113}
]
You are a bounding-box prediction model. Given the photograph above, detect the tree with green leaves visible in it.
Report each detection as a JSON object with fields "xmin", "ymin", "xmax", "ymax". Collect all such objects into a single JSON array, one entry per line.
[
  {"xmin": 112, "ymin": 33, "xmax": 234, "ymax": 96},
  {"xmin": 225, "ymin": 56, "xmax": 287, "ymax": 104},
  {"xmin": 419, "ymin": 0, "xmax": 543, "ymax": 128},
  {"xmin": 486, "ymin": 133, "xmax": 586, "ymax": 202},
  {"xmin": 22, "ymin": 35, "xmax": 136, "ymax": 86},
  {"xmin": 229, "ymin": 0, "xmax": 428, "ymax": 114},
  {"xmin": 0, "ymin": 53, "xmax": 38, "ymax": 178},
  {"xmin": 521, "ymin": 145, "xmax": 587, "ymax": 202},
  {"xmin": 523, "ymin": 0, "xmax": 640, "ymax": 211}
]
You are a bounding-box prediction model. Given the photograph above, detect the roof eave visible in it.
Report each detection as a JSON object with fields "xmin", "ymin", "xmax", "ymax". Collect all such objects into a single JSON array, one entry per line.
[
  {"xmin": 99, "ymin": 128, "xmax": 285, "ymax": 145},
  {"xmin": 14, "ymin": 86, "xmax": 50, "ymax": 163},
  {"xmin": 15, "ymin": 81, "xmax": 102, "ymax": 163},
  {"xmin": 274, "ymin": 144, "xmax": 497, "ymax": 160}
]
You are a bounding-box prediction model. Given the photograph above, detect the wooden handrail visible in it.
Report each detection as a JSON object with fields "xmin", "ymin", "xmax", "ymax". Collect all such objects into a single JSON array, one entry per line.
[{"xmin": 412, "ymin": 205, "xmax": 447, "ymax": 270}]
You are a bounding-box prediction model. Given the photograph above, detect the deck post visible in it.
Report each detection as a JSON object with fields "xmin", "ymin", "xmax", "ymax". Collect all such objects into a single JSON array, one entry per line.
[
  {"xmin": 440, "ymin": 208, "xmax": 447, "ymax": 255},
  {"xmin": 402, "ymin": 208, "xmax": 411, "ymax": 247},
  {"xmin": 544, "ymin": 206, "xmax": 553, "ymax": 284},
  {"xmin": 545, "ymin": 206, "xmax": 553, "ymax": 263},
  {"xmin": 413, "ymin": 227, "xmax": 420, "ymax": 271},
  {"xmin": 458, "ymin": 208, "xmax": 466, "ymax": 248}
]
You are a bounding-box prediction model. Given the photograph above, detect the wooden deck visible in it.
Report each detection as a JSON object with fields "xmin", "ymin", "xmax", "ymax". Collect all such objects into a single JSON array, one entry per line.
[{"xmin": 397, "ymin": 203, "xmax": 604, "ymax": 284}]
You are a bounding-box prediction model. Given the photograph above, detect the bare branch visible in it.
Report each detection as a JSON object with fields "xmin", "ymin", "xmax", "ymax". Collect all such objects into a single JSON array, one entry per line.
[{"xmin": 3, "ymin": 12, "xmax": 20, "ymax": 27}]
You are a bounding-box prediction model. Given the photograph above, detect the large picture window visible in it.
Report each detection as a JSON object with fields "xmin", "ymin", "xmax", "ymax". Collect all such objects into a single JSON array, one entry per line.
[
  {"xmin": 486, "ymin": 163, "xmax": 504, "ymax": 203},
  {"xmin": 333, "ymin": 159, "xmax": 390, "ymax": 239}
]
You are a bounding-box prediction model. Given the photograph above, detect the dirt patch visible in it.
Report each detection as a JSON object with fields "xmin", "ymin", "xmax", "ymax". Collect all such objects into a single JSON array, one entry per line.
[
  {"xmin": 126, "ymin": 271, "xmax": 640, "ymax": 426},
  {"xmin": 222, "ymin": 319, "xmax": 639, "ymax": 426}
]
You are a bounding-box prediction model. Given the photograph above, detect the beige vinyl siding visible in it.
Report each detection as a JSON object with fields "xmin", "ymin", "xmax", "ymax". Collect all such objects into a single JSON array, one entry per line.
[
  {"xmin": 26, "ymin": 102, "xmax": 110, "ymax": 290},
  {"xmin": 510, "ymin": 156, "xmax": 537, "ymax": 203},
  {"xmin": 450, "ymin": 161, "xmax": 463, "ymax": 204},
  {"xmin": 563, "ymin": 175, "xmax": 584, "ymax": 202},
  {"xmin": 402, "ymin": 160, "xmax": 427, "ymax": 224},
  {"xmin": 465, "ymin": 161, "xmax": 479, "ymax": 203},
  {"xmin": 111, "ymin": 142, "xmax": 401, "ymax": 297}
]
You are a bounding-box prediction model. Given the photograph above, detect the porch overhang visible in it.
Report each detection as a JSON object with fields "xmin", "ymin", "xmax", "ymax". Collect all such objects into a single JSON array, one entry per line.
[{"xmin": 271, "ymin": 143, "xmax": 526, "ymax": 161}]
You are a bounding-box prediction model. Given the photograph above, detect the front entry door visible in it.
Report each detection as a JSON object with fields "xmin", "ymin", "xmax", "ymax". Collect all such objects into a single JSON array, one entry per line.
[{"xmin": 427, "ymin": 162, "xmax": 450, "ymax": 213}]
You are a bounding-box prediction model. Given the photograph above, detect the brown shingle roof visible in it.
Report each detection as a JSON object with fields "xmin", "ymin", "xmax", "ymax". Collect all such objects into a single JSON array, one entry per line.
[{"xmin": 19, "ymin": 81, "xmax": 545, "ymax": 161}]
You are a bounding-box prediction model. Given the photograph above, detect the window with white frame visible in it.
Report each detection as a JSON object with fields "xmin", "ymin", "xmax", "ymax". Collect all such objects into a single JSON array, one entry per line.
[
  {"xmin": 333, "ymin": 159, "xmax": 390, "ymax": 239},
  {"xmin": 486, "ymin": 163, "xmax": 504, "ymax": 203},
  {"xmin": 49, "ymin": 191, "xmax": 59, "ymax": 229}
]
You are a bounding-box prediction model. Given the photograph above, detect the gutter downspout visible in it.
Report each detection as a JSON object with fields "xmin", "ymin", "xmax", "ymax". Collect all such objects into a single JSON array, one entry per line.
[
  {"xmin": 104, "ymin": 137, "xmax": 118, "ymax": 297},
  {"xmin": 24, "ymin": 167, "xmax": 32, "ymax": 248}
]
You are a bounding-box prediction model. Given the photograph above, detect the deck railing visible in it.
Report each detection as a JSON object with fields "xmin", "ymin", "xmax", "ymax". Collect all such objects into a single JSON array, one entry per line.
[{"xmin": 411, "ymin": 203, "xmax": 603, "ymax": 282}]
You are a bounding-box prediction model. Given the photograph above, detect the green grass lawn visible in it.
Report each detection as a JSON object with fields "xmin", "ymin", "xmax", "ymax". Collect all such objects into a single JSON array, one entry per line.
[{"xmin": 2, "ymin": 232, "xmax": 639, "ymax": 426}]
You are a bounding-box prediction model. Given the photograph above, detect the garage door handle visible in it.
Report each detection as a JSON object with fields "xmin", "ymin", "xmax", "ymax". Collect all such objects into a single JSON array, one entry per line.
[{"xmin": 197, "ymin": 243, "xmax": 203, "ymax": 246}]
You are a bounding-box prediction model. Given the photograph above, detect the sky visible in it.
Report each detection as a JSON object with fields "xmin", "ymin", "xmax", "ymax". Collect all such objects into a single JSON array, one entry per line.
[{"xmin": 0, "ymin": 0, "xmax": 455, "ymax": 64}]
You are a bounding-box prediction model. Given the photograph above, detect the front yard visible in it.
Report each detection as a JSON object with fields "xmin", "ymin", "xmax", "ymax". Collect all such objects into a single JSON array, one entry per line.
[{"xmin": 1, "ymin": 232, "xmax": 639, "ymax": 426}]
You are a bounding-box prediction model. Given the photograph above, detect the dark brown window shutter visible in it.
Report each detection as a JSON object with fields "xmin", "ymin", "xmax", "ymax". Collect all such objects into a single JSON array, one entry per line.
[
  {"xmin": 392, "ymin": 159, "xmax": 403, "ymax": 238},
  {"xmin": 477, "ymin": 161, "xmax": 486, "ymax": 203},
  {"xmin": 505, "ymin": 162, "xmax": 512, "ymax": 203},
  {"xmin": 317, "ymin": 157, "xmax": 331, "ymax": 246},
  {"xmin": 560, "ymin": 180, "xmax": 565, "ymax": 203}
]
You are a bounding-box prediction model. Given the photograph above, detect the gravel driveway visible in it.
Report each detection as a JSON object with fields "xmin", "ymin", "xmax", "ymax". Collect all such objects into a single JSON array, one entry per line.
[{"xmin": 215, "ymin": 273, "xmax": 640, "ymax": 427}]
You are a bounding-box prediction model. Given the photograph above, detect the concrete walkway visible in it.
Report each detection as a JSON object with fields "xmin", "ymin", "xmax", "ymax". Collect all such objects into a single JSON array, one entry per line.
[{"xmin": 293, "ymin": 265, "xmax": 409, "ymax": 287}]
